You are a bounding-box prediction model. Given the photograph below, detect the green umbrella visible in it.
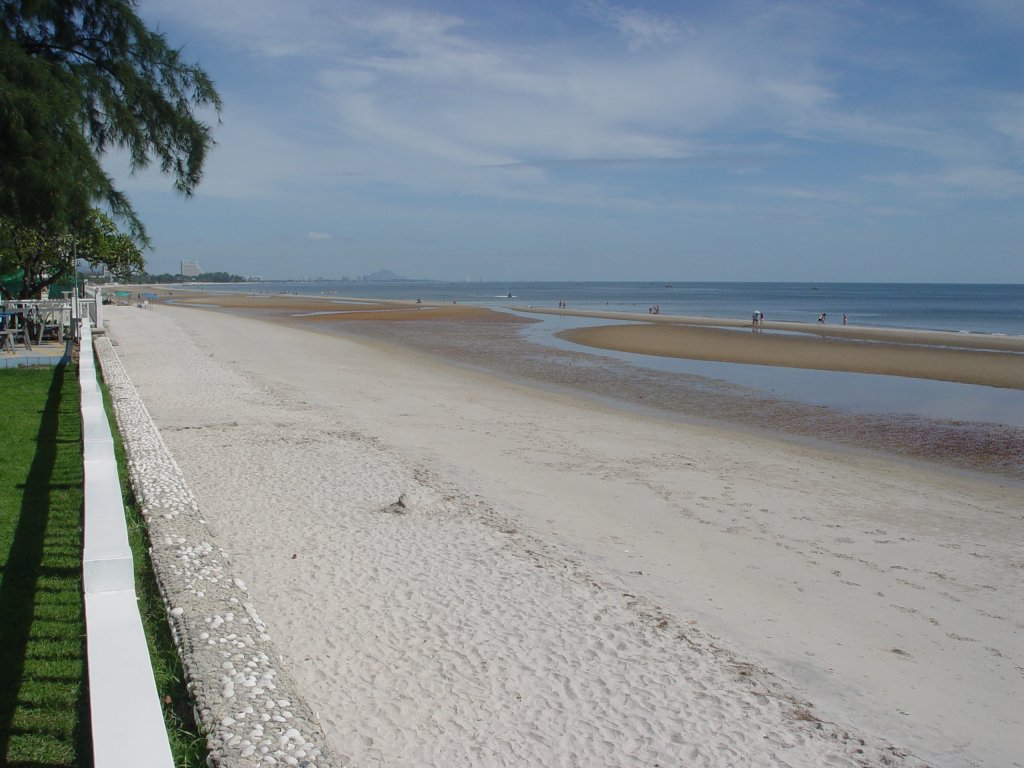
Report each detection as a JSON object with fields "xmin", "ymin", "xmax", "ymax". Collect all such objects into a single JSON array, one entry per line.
[{"xmin": 1, "ymin": 268, "xmax": 24, "ymax": 296}]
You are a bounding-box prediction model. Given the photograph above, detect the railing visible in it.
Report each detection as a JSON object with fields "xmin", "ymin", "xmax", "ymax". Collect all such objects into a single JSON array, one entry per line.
[
  {"xmin": 81, "ymin": 285, "xmax": 102, "ymax": 327},
  {"xmin": 78, "ymin": 315, "xmax": 175, "ymax": 767}
]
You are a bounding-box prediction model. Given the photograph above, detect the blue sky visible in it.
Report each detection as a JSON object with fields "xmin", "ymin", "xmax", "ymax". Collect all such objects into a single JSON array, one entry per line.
[{"xmin": 108, "ymin": 0, "xmax": 1024, "ymax": 282}]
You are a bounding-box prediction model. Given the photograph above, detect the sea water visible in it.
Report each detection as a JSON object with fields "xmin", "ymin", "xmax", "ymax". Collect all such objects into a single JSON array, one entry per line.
[
  {"xmin": 515, "ymin": 312, "xmax": 1024, "ymax": 428},
  {"xmin": 216, "ymin": 281, "xmax": 1024, "ymax": 336},
  {"xmin": 197, "ymin": 281, "xmax": 1024, "ymax": 428}
]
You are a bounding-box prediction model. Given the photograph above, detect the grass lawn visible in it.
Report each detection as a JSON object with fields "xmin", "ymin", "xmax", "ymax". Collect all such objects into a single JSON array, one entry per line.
[
  {"xmin": 0, "ymin": 364, "xmax": 206, "ymax": 767},
  {"xmin": 0, "ymin": 364, "xmax": 89, "ymax": 766}
]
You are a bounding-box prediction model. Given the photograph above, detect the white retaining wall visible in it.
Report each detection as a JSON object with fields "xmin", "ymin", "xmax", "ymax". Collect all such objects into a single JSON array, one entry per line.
[{"xmin": 79, "ymin": 319, "xmax": 175, "ymax": 768}]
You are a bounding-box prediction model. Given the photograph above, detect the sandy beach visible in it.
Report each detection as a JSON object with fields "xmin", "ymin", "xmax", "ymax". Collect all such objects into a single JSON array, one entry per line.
[{"xmin": 103, "ymin": 300, "xmax": 1022, "ymax": 767}]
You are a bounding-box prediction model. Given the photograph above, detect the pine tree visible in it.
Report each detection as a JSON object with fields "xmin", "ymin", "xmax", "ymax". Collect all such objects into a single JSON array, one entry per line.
[{"xmin": 0, "ymin": 0, "xmax": 221, "ymax": 243}]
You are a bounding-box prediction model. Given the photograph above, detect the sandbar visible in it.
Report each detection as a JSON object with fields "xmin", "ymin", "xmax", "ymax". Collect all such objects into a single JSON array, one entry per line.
[
  {"xmin": 515, "ymin": 306, "xmax": 1024, "ymax": 353},
  {"xmin": 558, "ymin": 321, "xmax": 1024, "ymax": 389}
]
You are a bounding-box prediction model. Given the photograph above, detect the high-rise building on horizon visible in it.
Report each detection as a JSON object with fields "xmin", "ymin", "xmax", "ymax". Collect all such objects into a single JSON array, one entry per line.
[{"xmin": 180, "ymin": 260, "xmax": 202, "ymax": 277}]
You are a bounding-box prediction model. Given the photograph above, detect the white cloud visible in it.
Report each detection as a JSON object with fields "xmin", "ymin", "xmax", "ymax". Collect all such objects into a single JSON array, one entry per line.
[
  {"xmin": 871, "ymin": 165, "xmax": 1024, "ymax": 200},
  {"xmin": 579, "ymin": 0, "xmax": 691, "ymax": 50},
  {"xmin": 742, "ymin": 184, "xmax": 864, "ymax": 206},
  {"xmin": 989, "ymin": 94, "xmax": 1024, "ymax": 155},
  {"xmin": 137, "ymin": 1, "xmax": 942, "ymax": 175},
  {"xmin": 130, "ymin": 0, "xmax": 1024, "ymax": 255}
]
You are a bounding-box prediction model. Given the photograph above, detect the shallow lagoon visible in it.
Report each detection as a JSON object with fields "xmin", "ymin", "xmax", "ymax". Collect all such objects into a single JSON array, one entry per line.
[{"xmin": 515, "ymin": 312, "xmax": 1024, "ymax": 429}]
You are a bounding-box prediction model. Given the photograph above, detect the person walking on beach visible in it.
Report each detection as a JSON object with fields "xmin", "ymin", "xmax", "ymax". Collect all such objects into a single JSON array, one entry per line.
[{"xmin": 843, "ymin": 313, "xmax": 848, "ymax": 325}]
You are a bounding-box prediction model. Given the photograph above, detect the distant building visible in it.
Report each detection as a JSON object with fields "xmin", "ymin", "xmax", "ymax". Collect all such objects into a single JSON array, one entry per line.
[{"xmin": 180, "ymin": 260, "xmax": 203, "ymax": 277}]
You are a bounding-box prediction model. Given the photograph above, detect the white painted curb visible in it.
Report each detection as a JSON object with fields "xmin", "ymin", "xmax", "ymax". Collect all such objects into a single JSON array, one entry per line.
[{"xmin": 79, "ymin": 319, "xmax": 174, "ymax": 768}]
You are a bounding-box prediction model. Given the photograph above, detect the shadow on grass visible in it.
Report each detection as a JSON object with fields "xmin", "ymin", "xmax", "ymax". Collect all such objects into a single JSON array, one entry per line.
[{"xmin": 0, "ymin": 364, "xmax": 90, "ymax": 767}]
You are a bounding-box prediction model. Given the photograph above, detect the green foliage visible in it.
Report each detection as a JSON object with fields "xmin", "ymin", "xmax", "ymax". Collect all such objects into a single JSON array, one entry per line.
[
  {"xmin": 1, "ymin": 208, "xmax": 144, "ymax": 298},
  {"xmin": 124, "ymin": 270, "xmax": 251, "ymax": 284},
  {"xmin": 191, "ymin": 271, "xmax": 247, "ymax": 283},
  {"xmin": 0, "ymin": 0, "xmax": 221, "ymax": 240}
]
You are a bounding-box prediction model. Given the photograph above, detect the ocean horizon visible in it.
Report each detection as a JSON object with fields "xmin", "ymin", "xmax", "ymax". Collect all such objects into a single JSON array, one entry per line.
[{"xmin": 196, "ymin": 280, "xmax": 1024, "ymax": 337}]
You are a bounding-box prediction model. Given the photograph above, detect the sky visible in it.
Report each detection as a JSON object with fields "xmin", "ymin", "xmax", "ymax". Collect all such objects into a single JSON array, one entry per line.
[{"xmin": 107, "ymin": 0, "xmax": 1024, "ymax": 282}]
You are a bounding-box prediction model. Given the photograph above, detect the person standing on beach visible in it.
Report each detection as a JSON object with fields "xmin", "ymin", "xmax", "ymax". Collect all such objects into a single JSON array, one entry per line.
[{"xmin": 843, "ymin": 313, "xmax": 848, "ymax": 325}]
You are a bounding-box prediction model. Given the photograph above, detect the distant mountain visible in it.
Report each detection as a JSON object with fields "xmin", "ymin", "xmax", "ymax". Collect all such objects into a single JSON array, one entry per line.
[{"xmin": 365, "ymin": 269, "xmax": 406, "ymax": 281}]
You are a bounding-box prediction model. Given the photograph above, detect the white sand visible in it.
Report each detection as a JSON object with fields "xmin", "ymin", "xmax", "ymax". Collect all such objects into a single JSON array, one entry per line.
[{"xmin": 105, "ymin": 304, "xmax": 1022, "ymax": 767}]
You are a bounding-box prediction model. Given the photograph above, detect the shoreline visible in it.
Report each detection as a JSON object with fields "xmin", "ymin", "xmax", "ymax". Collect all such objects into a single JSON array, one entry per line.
[
  {"xmin": 513, "ymin": 305, "xmax": 1024, "ymax": 353},
  {"xmin": 118, "ymin": 288, "xmax": 1024, "ymax": 479},
  {"xmin": 108, "ymin": 281, "xmax": 1024, "ymax": 340},
  {"xmin": 101, "ymin": 302, "xmax": 1023, "ymax": 766},
  {"xmin": 125, "ymin": 286, "xmax": 1024, "ymax": 379}
]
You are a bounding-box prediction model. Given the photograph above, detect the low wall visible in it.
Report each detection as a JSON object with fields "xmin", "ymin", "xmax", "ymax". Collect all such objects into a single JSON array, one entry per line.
[{"xmin": 79, "ymin": 320, "xmax": 176, "ymax": 767}]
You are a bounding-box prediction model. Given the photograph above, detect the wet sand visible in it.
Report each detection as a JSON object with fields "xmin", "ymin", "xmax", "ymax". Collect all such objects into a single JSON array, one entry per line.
[
  {"xmin": 559, "ymin": 322, "xmax": 1023, "ymax": 389},
  {"xmin": 127, "ymin": 289, "xmax": 1024, "ymax": 479},
  {"xmin": 162, "ymin": 291, "xmax": 493, "ymax": 322},
  {"xmin": 514, "ymin": 306, "xmax": 1024, "ymax": 353}
]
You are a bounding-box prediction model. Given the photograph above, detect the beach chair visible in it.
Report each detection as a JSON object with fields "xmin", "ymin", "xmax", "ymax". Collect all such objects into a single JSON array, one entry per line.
[
  {"xmin": 0, "ymin": 309, "xmax": 32, "ymax": 351},
  {"xmin": 34, "ymin": 304, "xmax": 67, "ymax": 343},
  {"xmin": 0, "ymin": 315, "xmax": 14, "ymax": 352}
]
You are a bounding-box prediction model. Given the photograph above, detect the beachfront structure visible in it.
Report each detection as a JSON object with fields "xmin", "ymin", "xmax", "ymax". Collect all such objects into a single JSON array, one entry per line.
[{"xmin": 179, "ymin": 260, "xmax": 202, "ymax": 277}]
